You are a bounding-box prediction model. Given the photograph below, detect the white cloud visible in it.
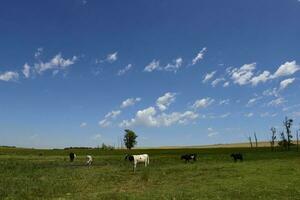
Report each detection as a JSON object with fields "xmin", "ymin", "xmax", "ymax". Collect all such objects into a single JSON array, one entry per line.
[
  {"xmin": 105, "ymin": 110, "xmax": 121, "ymax": 119},
  {"xmin": 211, "ymin": 78, "xmax": 225, "ymax": 87},
  {"xmin": 164, "ymin": 57, "xmax": 183, "ymax": 72},
  {"xmin": 0, "ymin": 71, "xmax": 19, "ymax": 82},
  {"xmin": 268, "ymin": 97, "xmax": 286, "ymax": 107},
  {"xmin": 106, "ymin": 52, "xmax": 118, "ymax": 63},
  {"xmin": 144, "ymin": 57, "xmax": 184, "ymax": 73},
  {"xmin": 144, "ymin": 59, "xmax": 160, "ymax": 72},
  {"xmin": 263, "ymin": 88, "xmax": 279, "ymax": 97},
  {"xmin": 99, "ymin": 119, "xmax": 111, "ymax": 127},
  {"xmin": 192, "ymin": 97, "xmax": 214, "ymax": 109},
  {"xmin": 250, "ymin": 71, "xmax": 271, "ymax": 86},
  {"xmin": 203, "ymin": 71, "xmax": 216, "ymax": 83},
  {"xmin": 219, "ymin": 113, "xmax": 231, "ymax": 118},
  {"xmin": 219, "ymin": 99, "xmax": 230, "ymax": 105},
  {"xmin": 34, "ymin": 53, "xmax": 77, "ymax": 74},
  {"xmin": 207, "ymin": 127, "xmax": 218, "ymax": 137},
  {"xmin": 34, "ymin": 47, "xmax": 43, "ymax": 58},
  {"xmin": 245, "ymin": 112, "xmax": 254, "ymax": 117},
  {"xmin": 80, "ymin": 122, "xmax": 87, "ymax": 128},
  {"xmin": 229, "ymin": 63, "xmax": 256, "ymax": 85},
  {"xmin": 192, "ymin": 47, "xmax": 207, "ymax": 65},
  {"xmin": 208, "ymin": 132, "xmax": 218, "ymax": 137},
  {"xmin": 279, "ymin": 78, "xmax": 295, "ymax": 90},
  {"xmin": 246, "ymin": 96, "xmax": 262, "ymax": 107},
  {"xmin": 22, "ymin": 63, "xmax": 31, "ymax": 78},
  {"xmin": 120, "ymin": 97, "xmax": 141, "ymax": 108},
  {"xmin": 99, "ymin": 110, "xmax": 121, "ymax": 127},
  {"xmin": 120, "ymin": 107, "xmax": 157, "ymax": 127},
  {"xmin": 117, "ymin": 64, "xmax": 132, "ymax": 76},
  {"xmin": 119, "ymin": 106, "xmax": 198, "ymax": 127},
  {"xmin": 223, "ymin": 82, "xmax": 230, "ymax": 87},
  {"xmin": 156, "ymin": 92, "xmax": 176, "ymax": 111},
  {"xmin": 272, "ymin": 61, "xmax": 299, "ymax": 78}
]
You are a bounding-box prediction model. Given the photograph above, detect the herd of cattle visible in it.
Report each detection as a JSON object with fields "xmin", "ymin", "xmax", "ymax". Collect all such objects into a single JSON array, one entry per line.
[{"xmin": 69, "ymin": 152, "xmax": 244, "ymax": 172}]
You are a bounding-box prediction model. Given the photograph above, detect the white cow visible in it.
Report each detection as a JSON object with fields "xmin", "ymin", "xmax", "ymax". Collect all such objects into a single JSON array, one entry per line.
[
  {"xmin": 86, "ymin": 155, "xmax": 93, "ymax": 166},
  {"xmin": 125, "ymin": 154, "xmax": 149, "ymax": 172}
]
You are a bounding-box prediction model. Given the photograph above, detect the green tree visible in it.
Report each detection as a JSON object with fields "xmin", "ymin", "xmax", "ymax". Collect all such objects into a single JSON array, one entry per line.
[{"xmin": 123, "ymin": 129, "xmax": 138, "ymax": 150}]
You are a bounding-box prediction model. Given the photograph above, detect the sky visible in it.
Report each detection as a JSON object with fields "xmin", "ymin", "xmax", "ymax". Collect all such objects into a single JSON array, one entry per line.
[{"xmin": 0, "ymin": 0, "xmax": 300, "ymax": 148}]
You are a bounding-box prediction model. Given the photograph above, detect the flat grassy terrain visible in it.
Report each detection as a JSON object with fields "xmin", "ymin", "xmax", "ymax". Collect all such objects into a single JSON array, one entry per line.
[{"xmin": 1, "ymin": 147, "xmax": 300, "ymax": 200}]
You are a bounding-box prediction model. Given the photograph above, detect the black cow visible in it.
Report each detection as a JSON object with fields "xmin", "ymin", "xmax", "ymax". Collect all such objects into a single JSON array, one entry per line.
[
  {"xmin": 69, "ymin": 152, "xmax": 76, "ymax": 162},
  {"xmin": 125, "ymin": 154, "xmax": 134, "ymax": 162},
  {"xmin": 181, "ymin": 154, "xmax": 197, "ymax": 162},
  {"xmin": 230, "ymin": 153, "xmax": 243, "ymax": 162}
]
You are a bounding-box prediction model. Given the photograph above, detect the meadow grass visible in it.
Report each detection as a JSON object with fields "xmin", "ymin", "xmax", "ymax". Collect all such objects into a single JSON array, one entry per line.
[{"xmin": 1, "ymin": 147, "xmax": 300, "ymax": 199}]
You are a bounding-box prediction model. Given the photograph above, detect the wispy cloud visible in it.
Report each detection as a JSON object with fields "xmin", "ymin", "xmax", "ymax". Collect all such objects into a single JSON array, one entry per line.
[
  {"xmin": 22, "ymin": 63, "xmax": 31, "ymax": 78},
  {"xmin": 192, "ymin": 47, "xmax": 207, "ymax": 65},
  {"xmin": 96, "ymin": 52, "xmax": 118, "ymax": 64},
  {"xmin": 203, "ymin": 71, "xmax": 216, "ymax": 83},
  {"xmin": 35, "ymin": 53, "xmax": 77, "ymax": 74},
  {"xmin": 192, "ymin": 97, "xmax": 214, "ymax": 109},
  {"xmin": 106, "ymin": 52, "xmax": 118, "ymax": 63},
  {"xmin": 99, "ymin": 110, "xmax": 121, "ymax": 127},
  {"xmin": 80, "ymin": 122, "xmax": 87, "ymax": 128},
  {"xmin": 117, "ymin": 64, "xmax": 132, "ymax": 76},
  {"xmin": 211, "ymin": 78, "xmax": 225, "ymax": 87},
  {"xmin": 34, "ymin": 47, "xmax": 43, "ymax": 58},
  {"xmin": 0, "ymin": 71, "xmax": 19, "ymax": 82},
  {"xmin": 268, "ymin": 97, "xmax": 286, "ymax": 107},
  {"xmin": 244, "ymin": 112, "xmax": 254, "ymax": 117},
  {"xmin": 219, "ymin": 99, "xmax": 230, "ymax": 105},
  {"xmin": 144, "ymin": 57, "xmax": 183, "ymax": 73},
  {"xmin": 164, "ymin": 57, "xmax": 183, "ymax": 73},
  {"xmin": 144, "ymin": 59, "xmax": 160, "ymax": 72},
  {"xmin": 120, "ymin": 97, "xmax": 141, "ymax": 108}
]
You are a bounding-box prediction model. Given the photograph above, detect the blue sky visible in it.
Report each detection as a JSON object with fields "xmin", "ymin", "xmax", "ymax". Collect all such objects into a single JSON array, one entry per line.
[{"xmin": 0, "ymin": 0, "xmax": 300, "ymax": 148}]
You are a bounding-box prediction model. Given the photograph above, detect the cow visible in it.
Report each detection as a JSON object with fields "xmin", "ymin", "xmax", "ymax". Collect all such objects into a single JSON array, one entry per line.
[
  {"xmin": 125, "ymin": 154, "xmax": 149, "ymax": 172},
  {"xmin": 69, "ymin": 152, "xmax": 76, "ymax": 162},
  {"xmin": 86, "ymin": 155, "xmax": 93, "ymax": 166},
  {"xmin": 230, "ymin": 153, "xmax": 243, "ymax": 162},
  {"xmin": 181, "ymin": 154, "xmax": 197, "ymax": 163}
]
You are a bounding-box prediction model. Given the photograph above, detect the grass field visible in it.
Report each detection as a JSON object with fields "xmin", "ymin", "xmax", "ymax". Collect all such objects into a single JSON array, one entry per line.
[{"xmin": 1, "ymin": 147, "xmax": 300, "ymax": 200}]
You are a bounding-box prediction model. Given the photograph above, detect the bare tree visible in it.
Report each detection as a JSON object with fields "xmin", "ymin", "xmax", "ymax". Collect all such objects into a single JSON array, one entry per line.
[
  {"xmin": 279, "ymin": 131, "xmax": 288, "ymax": 150},
  {"xmin": 297, "ymin": 130, "xmax": 299, "ymax": 152},
  {"xmin": 283, "ymin": 117, "xmax": 293, "ymax": 150},
  {"xmin": 270, "ymin": 127, "xmax": 277, "ymax": 152},
  {"xmin": 254, "ymin": 132, "xmax": 258, "ymax": 149},
  {"xmin": 248, "ymin": 136, "xmax": 253, "ymax": 149}
]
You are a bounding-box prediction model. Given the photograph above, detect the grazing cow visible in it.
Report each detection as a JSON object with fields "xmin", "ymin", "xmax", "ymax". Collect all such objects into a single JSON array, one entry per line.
[
  {"xmin": 86, "ymin": 155, "xmax": 93, "ymax": 166},
  {"xmin": 230, "ymin": 153, "xmax": 243, "ymax": 162},
  {"xmin": 125, "ymin": 154, "xmax": 149, "ymax": 172},
  {"xmin": 69, "ymin": 152, "xmax": 76, "ymax": 162},
  {"xmin": 181, "ymin": 154, "xmax": 197, "ymax": 163}
]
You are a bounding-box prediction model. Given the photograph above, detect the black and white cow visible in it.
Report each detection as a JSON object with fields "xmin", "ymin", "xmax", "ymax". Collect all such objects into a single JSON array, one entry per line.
[
  {"xmin": 125, "ymin": 154, "xmax": 149, "ymax": 172},
  {"xmin": 230, "ymin": 153, "xmax": 243, "ymax": 162},
  {"xmin": 69, "ymin": 152, "xmax": 76, "ymax": 162},
  {"xmin": 181, "ymin": 154, "xmax": 197, "ymax": 162}
]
